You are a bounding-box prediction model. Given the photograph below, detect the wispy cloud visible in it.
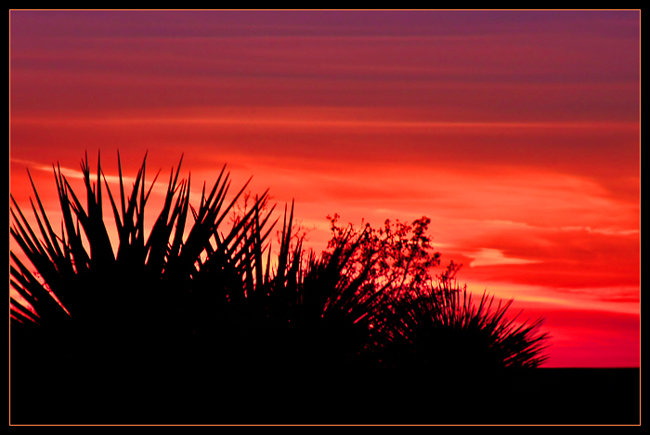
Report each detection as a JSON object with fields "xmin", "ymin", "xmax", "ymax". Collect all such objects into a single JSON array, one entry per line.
[
  {"xmin": 10, "ymin": 10, "xmax": 639, "ymax": 368},
  {"xmin": 466, "ymin": 248, "xmax": 542, "ymax": 268}
]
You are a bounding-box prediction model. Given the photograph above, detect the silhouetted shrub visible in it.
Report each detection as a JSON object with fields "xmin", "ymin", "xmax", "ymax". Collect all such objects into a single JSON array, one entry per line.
[
  {"xmin": 379, "ymin": 262, "xmax": 549, "ymax": 372},
  {"xmin": 10, "ymin": 152, "xmax": 549, "ymax": 423}
]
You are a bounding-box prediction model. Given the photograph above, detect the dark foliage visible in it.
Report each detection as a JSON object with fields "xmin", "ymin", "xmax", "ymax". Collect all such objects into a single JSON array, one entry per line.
[
  {"xmin": 379, "ymin": 262, "xmax": 549, "ymax": 372},
  {"xmin": 10, "ymin": 153, "xmax": 550, "ymax": 423}
]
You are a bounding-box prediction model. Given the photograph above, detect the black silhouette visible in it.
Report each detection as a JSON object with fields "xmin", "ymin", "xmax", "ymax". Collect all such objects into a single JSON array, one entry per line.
[{"xmin": 10, "ymin": 153, "xmax": 637, "ymax": 424}]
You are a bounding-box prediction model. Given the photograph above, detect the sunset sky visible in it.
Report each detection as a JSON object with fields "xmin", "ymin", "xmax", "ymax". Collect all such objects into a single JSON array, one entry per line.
[{"xmin": 9, "ymin": 10, "xmax": 640, "ymax": 367}]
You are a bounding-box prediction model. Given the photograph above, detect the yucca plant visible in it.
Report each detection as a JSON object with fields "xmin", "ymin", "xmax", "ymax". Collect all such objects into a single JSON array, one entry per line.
[
  {"xmin": 360, "ymin": 262, "xmax": 551, "ymax": 424},
  {"xmin": 10, "ymin": 152, "xmax": 550, "ymax": 423},
  {"xmin": 212, "ymin": 203, "xmax": 391, "ymax": 389},
  {"xmin": 379, "ymin": 261, "xmax": 549, "ymax": 373},
  {"xmin": 10, "ymin": 152, "xmax": 392, "ymax": 422},
  {"xmin": 10, "ymin": 152, "xmax": 277, "ymax": 422}
]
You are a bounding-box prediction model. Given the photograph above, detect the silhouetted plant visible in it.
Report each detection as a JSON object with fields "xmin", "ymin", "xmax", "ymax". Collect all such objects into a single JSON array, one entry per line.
[
  {"xmin": 220, "ymin": 203, "xmax": 388, "ymax": 380},
  {"xmin": 324, "ymin": 213, "xmax": 441, "ymax": 298},
  {"xmin": 378, "ymin": 261, "xmax": 550, "ymax": 372},
  {"xmin": 9, "ymin": 154, "xmax": 387, "ymax": 419},
  {"xmin": 10, "ymin": 152, "xmax": 550, "ymax": 423},
  {"xmin": 9, "ymin": 152, "xmax": 279, "ymax": 417},
  {"xmin": 319, "ymin": 216, "xmax": 549, "ymax": 372}
]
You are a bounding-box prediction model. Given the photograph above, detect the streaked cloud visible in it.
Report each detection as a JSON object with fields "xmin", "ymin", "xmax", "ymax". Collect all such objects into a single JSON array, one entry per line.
[
  {"xmin": 9, "ymin": 10, "xmax": 639, "ymax": 367},
  {"xmin": 466, "ymin": 248, "xmax": 542, "ymax": 267}
]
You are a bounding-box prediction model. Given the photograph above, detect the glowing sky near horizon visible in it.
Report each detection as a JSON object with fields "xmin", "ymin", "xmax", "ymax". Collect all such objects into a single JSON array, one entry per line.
[{"xmin": 9, "ymin": 10, "xmax": 640, "ymax": 367}]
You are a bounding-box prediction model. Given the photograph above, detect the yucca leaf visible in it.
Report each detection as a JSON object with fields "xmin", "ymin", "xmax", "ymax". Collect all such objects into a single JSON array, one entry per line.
[
  {"xmin": 144, "ymin": 165, "xmax": 185, "ymax": 276},
  {"xmin": 102, "ymin": 170, "xmax": 123, "ymax": 233},
  {"xmin": 10, "ymin": 300, "xmax": 40, "ymax": 325},
  {"xmin": 26, "ymin": 171, "xmax": 65, "ymax": 261},
  {"xmin": 54, "ymin": 164, "xmax": 89, "ymax": 273}
]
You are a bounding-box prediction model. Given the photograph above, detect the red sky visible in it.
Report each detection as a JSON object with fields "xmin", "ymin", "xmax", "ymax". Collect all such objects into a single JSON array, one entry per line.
[{"xmin": 9, "ymin": 10, "xmax": 640, "ymax": 367}]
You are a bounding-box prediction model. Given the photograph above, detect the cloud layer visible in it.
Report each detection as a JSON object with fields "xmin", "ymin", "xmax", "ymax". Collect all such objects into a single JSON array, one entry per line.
[{"xmin": 10, "ymin": 10, "xmax": 640, "ymax": 367}]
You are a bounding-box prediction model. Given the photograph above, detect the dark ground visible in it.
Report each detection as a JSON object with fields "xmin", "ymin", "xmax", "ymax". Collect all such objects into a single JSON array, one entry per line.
[{"xmin": 10, "ymin": 364, "xmax": 640, "ymax": 425}]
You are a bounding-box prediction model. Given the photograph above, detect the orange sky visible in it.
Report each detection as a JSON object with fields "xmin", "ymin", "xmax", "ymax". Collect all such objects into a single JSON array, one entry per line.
[{"xmin": 9, "ymin": 10, "xmax": 640, "ymax": 367}]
